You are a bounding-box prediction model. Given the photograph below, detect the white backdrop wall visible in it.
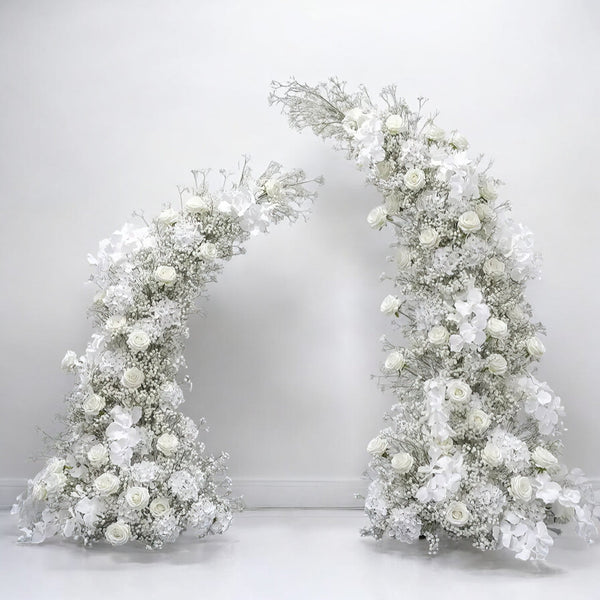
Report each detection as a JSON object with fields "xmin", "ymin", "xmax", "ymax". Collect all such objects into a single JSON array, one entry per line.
[{"xmin": 1, "ymin": 0, "xmax": 599, "ymax": 506}]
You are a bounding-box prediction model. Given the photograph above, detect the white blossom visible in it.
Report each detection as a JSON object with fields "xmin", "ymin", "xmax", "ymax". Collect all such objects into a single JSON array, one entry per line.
[
  {"xmin": 367, "ymin": 436, "xmax": 388, "ymax": 455},
  {"xmin": 127, "ymin": 329, "xmax": 151, "ymax": 353},
  {"xmin": 61, "ymin": 350, "xmax": 78, "ymax": 371},
  {"xmin": 367, "ymin": 205, "xmax": 388, "ymax": 230},
  {"xmin": 157, "ymin": 432, "xmax": 179, "ymax": 456},
  {"xmin": 385, "ymin": 114, "xmax": 406, "ymax": 134},
  {"xmin": 445, "ymin": 501, "xmax": 470, "ymax": 527},
  {"xmin": 391, "ymin": 452, "xmax": 414, "ymax": 474},
  {"xmin": 105, "ymin": 521, "xmax": 131, "ymax": 546},
  {"xmin": 526, "ymin": 337, "xmax": 546, "ymax": 359},
  {"xmin": 105, "ymin": 406, "xmax": 141, "ymax": 467}
]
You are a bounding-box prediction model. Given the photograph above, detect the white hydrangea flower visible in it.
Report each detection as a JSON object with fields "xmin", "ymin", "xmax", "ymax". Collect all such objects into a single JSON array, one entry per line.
[
  {"xmin": 387, "ymin": 506, "xmax": 422, "ymax": 542},
  {"xmin": 497, "ymin": 513, "xmax": 553, "ymax": 560},
  {"xmin": 416, "ymin": 452, "xmax": 463, "ymax": 503},
  {"xmin": 519, "ymin": 376, "xmax": 565, "ymax": 436},
  {"xmin": 168, "ymin": 470, "xmax": 199, "ymax": 501},
  {"xmin": 130, "ymin": 461, "xmax": 160, "ymax": 483}
]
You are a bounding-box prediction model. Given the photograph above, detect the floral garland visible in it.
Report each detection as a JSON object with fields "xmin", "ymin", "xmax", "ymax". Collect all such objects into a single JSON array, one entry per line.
[
  {"xmin": 12, "ymin": 160, "xmax": 320, "ymax": 548},
  {"xmin": 271, "ymin": 79, "xmax": 600, "ymax": 561}
]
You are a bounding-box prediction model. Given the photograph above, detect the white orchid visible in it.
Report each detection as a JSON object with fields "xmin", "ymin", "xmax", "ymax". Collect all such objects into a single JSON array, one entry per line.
[{"xmin": 105, "ymin": 406, "xmax": 142, "ymax": 467}]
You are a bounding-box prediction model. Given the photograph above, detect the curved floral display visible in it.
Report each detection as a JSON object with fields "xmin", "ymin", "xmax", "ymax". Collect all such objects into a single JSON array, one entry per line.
[
  {"xmin": 12, "ymin": 160, "xmax": 320, "ymax": 548},
  {"xmin": 271, "ymin": 79, "xmax": 600, "ymax": 560}
]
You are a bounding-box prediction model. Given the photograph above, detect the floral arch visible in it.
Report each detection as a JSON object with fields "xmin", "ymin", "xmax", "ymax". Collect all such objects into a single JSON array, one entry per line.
[
  {"xmin": 12, "ymin": 160, "xmax": 320, "ymax": 548},
  {"xmin": 270, "ymin": 78, "xmax": 599, "ymax": 561}
]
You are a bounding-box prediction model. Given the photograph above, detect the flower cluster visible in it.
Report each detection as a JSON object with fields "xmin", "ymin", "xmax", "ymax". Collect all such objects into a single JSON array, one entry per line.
[
  {"xmin": 12, "ymin": 160, "xmax": 320, "ymax": 548},
  {"xmin": 271, "ymin": 78, "xmax": 600, "ymax": 560}
]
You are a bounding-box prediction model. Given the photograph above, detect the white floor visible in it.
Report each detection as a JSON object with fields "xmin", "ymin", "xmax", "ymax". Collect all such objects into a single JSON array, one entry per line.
[{"xmin": 1, "ymin": 510, "xmax": 599, "ymax": 600}]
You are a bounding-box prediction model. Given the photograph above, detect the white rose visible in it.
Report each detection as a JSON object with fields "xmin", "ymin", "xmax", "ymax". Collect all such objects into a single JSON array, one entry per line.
[
  {"xmin": 475, "ymin": 203, "xmax": 495, "ymax": 222},
  {"xmin": 479, "ymin": 179, "xmax": 498, "ymax": 202},
  {"xmin": 157, "ymin": 208, "xmax": 179, "ymax": 226},
  {"xmin": 264, "ymin": 177, "xmax": 283, "ymax": 198},
  {"xmin": 94, "ymin": 472, "xmax": 120, "ymax": 496},
  {"xmin": 403, "ymin": 168, "xmax": 426, "ymax": 191},
  {"xmin": 87, "ymin": 444, "xmax": 109, "ymax": 468},
  {"xmin": 468, "ymin": 409, "xmax": 491, "ymax": 433},
  {"xmin": 487, "ymin": 353, "xmax": 508, "ymax": 375},
  {"xmin": 82, "ymin": 393, "xmax": 106, "ymax": 416},
  {"xmin": 445, "ymin": 501, "xmax": 470, "ymax": 527},
  {"xmin": 44, "ymin": 472, "xmax": 67, "ymax": 495},
  {"xmin": 125, "ymin": 486, "xmax": 150, "ymax": 510},
  {"xmin": 425, "ymin": 123, "xmax": 445, "ymax": 142},
  {"xmin": 185, "ymin": 195, "xmax": 212, "ymax": 213},
  {"xmin": 532, "ymin": 447, "xmax": 558, "ymax": 470},
  {"xmin": 526, "ymin": 337, "xmax": 546, "ymax": 359},
  {"xmin": 149, "ymin": 497, "xmax": 171, "ymax": 518},
  {"xmin": 45, "ymin": 457, "xmax": 66, "ymax": 474},
  {"xmin": 105, "ymin": 521, "xmax": 130, "ymax": 545},
  {"xmin": 31, "ymin": 483, "xmax": 47, "ymax": 502},
  {"xmin": 428, "ymin": 325, "xmax": 449, "ymax": 346},
  {"xmin": 446, "ymin": 380, "xmax": 472, "ymax": 404},
  {"xmin": 127, "ymin": 329, "xmax": 151, "ymax": 353},
  {"xmin": 419, "ymin": 227, "xmax": 439, "ymax": 249},
  {"xmin": 380, "ymin": 294, "xmax": 400, "ymax": 315},
  {"xmin": 483, "ymin": 257, "xmax": 505, "ymax": 278},
  {"xmin": 385, "ymin": 114, "xmax": 406, "ymax": 134},
  {"xmin": 344, "ymin": 107, "xmax": 367, "ymax": 128},
  {"xmin": 122, "ymin": 367, "xmax": 144, "ymax": 390},
  {"xmin": 154, "ymin": 265, "xmax": 177, "ymax": 286},
  {"xmin": 199, "ymin": 242, "xmax": 218, "ymax": 260},
  {"xmin": 61, "ymin": 350, "xmax": 78, "ymax": 371},
  {"xmin": 458, "ymin": 211, "xmax": 482, "ymax": 234},
  {"xmin": 367, "ymin": 436, "xmax": 388, "ymax": 455},
  {"xmin": 157, "ymin": 432, "xmax": 179, "ymax": 456},
  {"xmin": 481, "ymin": 442, "xmax": 503, "ymax": 467},
  {"xmin": 486, "ymin": 318, "xmax": 508, "ymax": 340},
  {"xmin": 105, "ymin": 314, "xmax": 126, "ymax": 333},
  {"xmin": 390, "ymin": 452, "xmax": 414, "ymax": 473},
  {"xmin": 507, "ymin": 305, "xmax": 525, "ymax": 322},
  {"xmin": 384, "ymin": 350, "xmax": 405, "ymax": 371},
  {"xmin": 395, "ymin": 246, "xmax": 411, "ymax": 269},
  {"xmin": 450, "ymin": 132, "xmax": 469, "ymax": 150},
  {"xmin": 510, "ymin": 476, "xmax": 533, "ymax": 502},
  {"xmin": 367, "ymin": 205, "xmax": 388, "ymax": 230}
]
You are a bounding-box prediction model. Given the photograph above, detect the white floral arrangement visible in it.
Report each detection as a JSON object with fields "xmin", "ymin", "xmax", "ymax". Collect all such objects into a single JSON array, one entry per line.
[
  {"xmin": 12, "ymin": 160, "xmax": 320, "ymax": 549},
  {"xmin": 271, "ymin": 79, "xmax": 600, "ymax": 560}
]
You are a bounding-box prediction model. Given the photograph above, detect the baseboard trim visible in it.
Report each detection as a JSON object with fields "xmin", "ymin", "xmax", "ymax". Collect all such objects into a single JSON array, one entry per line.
[
  {"xmin": 233, "ymin": 479, "xmax": 366, "ymax": 509},
  {"xmin": 1, "ymin": 477, "xmax": 366, "ymax": 510},
  {"xmin": 1, "ymin": 479, "xmax": 26, "ymax": 511}
]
